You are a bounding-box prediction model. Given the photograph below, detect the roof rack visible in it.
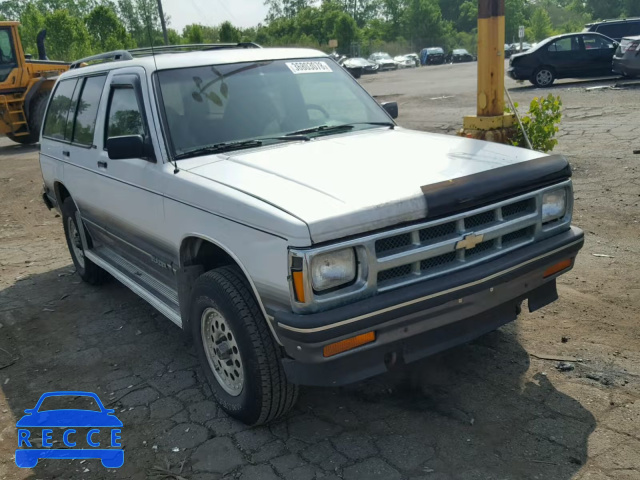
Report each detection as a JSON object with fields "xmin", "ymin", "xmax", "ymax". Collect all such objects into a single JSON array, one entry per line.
[
  {"xmin": 69, "ymin": 42, "xmax": 262, "ymax": 69},
  {"xmin": 70, "ymin": 50, "xmax": 132, "ymax": 69},
  {"xmin": 586, "ymin": 17, "xmax": 640, "ymax": 25}
]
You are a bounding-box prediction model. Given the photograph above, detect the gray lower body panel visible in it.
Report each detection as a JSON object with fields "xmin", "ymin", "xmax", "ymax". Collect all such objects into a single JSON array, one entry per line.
[{"xmin": 85, "ymin": 247, "xmax": 181, "ymax": 327}]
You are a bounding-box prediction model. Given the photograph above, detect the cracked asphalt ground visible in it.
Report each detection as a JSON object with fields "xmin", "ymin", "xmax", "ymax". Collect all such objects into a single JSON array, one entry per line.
[{"xmin": 1, "ymin": 62, "xmax": 639, "ymax": 480}]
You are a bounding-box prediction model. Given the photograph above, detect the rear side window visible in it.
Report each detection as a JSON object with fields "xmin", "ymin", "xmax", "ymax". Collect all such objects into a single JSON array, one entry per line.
[
  {"xmin": 597, "ymin": 23, "xmax": 630, "ymax": 40},
  {"xmin": 583, "ymin": 35, "xmax": 613, "ymax": 50},
  {"xmin": 72, "ymin": 75, "xmax": 107, "ymax": 146},
  {"xmin": 43, "ymin": 78, "xmax": 79, "ymax": 141},
  {"xmin": 106, "ymin": 88, "xmax": 144, "ymax": 138}
]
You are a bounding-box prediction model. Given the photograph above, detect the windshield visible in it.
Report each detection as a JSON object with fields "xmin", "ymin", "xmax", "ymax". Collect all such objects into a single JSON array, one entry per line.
[
  {"xmin": 374, "ymin": 53, "xmax": 392, "ymax": 60},
  {"xmin": 427, "ymin": 48, "xmax": 444, "ymax": 54},
  {"xmin": 157, "ymin": 59, "xmax": 390, "ymax": 158}
]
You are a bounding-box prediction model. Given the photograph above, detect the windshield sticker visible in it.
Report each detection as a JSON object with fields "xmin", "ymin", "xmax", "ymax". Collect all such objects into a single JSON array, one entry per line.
[{"xmin": 286, "ymin": 61, "xmax": 333, "ymax": 74}]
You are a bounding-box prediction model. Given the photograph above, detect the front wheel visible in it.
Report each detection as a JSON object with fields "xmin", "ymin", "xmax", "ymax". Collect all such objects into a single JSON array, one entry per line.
[
  {"xmin": 531, "ymin": 67, "xmax": 555, "ymax": 87},
  {"xmin": 61, "ymin": 197, "xmax": 108, "ymax": 285},
  {"xmin": 191, "ymin": 266, "xmax": 298, "ymax": 425}
]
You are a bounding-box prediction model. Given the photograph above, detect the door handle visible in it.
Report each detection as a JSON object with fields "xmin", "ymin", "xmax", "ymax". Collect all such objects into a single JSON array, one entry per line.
[
  {"xmin": 97, "ymin": 161, "xmax": 108, "ymax": 169},
  {"xmin": 62, "ymin": 150, "xmax": 70, "ymax": 157}
]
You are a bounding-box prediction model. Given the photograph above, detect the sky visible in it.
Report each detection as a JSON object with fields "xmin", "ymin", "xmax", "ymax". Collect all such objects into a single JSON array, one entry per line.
[{"xmin": 163, "ymin": 0, "xmax": 270, "ymax": 32}]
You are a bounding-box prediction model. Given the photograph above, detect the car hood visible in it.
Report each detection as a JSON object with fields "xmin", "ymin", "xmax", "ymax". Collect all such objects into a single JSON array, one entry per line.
[{"xmin": 186, "ymin": 128, "xmax": 550, "ymax": 244}]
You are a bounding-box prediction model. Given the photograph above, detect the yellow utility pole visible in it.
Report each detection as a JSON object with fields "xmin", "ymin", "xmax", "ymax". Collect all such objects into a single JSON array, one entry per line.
[{"xmin": 460, "ymin": 0, "xmax": 515, "ymax": 143}]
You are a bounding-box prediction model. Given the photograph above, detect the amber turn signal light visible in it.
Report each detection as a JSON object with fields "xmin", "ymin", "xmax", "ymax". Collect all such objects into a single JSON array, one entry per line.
[
  {"xmin": 292, "ymin": 271, "xmax": 306, "ymax": 303},
  {"xmin": 323, "ymin": 332, "xmax": 376, "ymax": 358},
  {"xmin": 543, "ymin": 258, "xmax": 572, "ymax": 278}
]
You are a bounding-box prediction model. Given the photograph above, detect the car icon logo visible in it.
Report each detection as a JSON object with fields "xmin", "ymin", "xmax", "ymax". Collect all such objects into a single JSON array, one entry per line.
[{"xmin": 15, "ymin": 391, "xmax": 124, "ymax": 468}]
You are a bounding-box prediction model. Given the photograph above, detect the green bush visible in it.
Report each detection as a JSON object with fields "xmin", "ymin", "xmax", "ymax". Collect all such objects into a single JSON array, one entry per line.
[{"xmin": 508, "ymin": 94, "xmax": 563, "ymax": 152}]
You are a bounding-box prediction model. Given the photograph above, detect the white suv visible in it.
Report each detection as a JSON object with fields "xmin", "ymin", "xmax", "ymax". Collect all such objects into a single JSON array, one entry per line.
[{"xmin": 39, "ymin": 44, "xmax": 584, "ymax": 425}]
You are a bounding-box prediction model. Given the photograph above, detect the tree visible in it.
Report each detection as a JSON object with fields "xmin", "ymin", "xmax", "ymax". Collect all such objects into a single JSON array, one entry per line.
[
  {"xmin": 18, "ymin": 3, "xmax": 46, "ymax": 56},
  {"xmin": 219, "ymin": 21, "xmax": 241, "ymax": 42},
  {"xmin": 403, "ymin": 0, "xmax": 445, "ymax": 47},
  {"xmin": 0, "ymin": 0, "xmax": 28, "ymax": 20},
  {"xmin": 333, "ymin": 12, "xmax": 359, "ymax": 53},
  {"xmin": 457, "ymin": 0, "xmax": 478, "ymax": 32},
  {"xmin": 505, "ymin": 0, "xmax": 527, "ymax": 43},
  {"xmin": 264, "ymin": 0, "xmax": 313, "ymax": 21},
  {"xmin": 528, "ymin": 7, "xmax": 554, "ymax": 41},
  {"xmin": 183, "ymin": 24, "xmax": 204, "ymax": 44},
  {"xmin": 85, "ymin": 5, "xmax": 134, "ymax": 52},
  {"xmin": 43, "ymin": 9, "xmax": 92, "ymax": 61},
  {"xmin": 167, "ymin": 28, "xmax": 182, "ymax": 45},
  {"xmin": 622, "ymin": 0, "xmax": 640, "ymax": 16},
  {"xmin": 584, "ymin": 0, "xmax": 623, "ymax": 20}
]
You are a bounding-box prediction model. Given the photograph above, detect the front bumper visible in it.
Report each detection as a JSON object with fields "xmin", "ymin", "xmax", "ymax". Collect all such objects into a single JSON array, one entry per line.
[
  {"xmin": 275, "ymin": 227, "xmax": 583, "ymax": 386},
  {"xmin": 508, "ymin": 66, "xmax": 531, "ymax": 81}
]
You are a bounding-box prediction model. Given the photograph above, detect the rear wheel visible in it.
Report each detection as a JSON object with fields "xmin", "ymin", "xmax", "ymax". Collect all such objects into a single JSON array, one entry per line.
[
  {"xmin": 531, "ymin": 67, "xmax": 555, "ymax": 87},
  {"xmin": 7, "ymin": 91, "xmax": 50, "ymax": 145},
  {"xmin": 191, "ymin": 266, "xmax": 298, "ymax": 425}
]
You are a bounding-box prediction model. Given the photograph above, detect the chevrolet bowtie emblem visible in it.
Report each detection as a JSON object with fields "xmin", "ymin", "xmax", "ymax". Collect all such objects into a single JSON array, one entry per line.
[{"xmin": 456, "ymin": 233, "xmax": 485, "ymax": 250}]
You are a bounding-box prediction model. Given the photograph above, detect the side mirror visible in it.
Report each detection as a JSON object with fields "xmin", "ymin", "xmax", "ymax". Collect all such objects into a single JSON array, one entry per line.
[
  {"xmin": 106, "ymin": 135, "xmax": 153, "ymax": 161},
  {"xmin": 382, "ymin": 101, "xmax": 399, "ymax": 119}
]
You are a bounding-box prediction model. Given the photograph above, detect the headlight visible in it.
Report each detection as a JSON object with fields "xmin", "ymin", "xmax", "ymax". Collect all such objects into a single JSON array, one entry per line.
[
  {"xmin": 311, "ymin": 248, "xmax": 356, "ymax": 291},
  {"xmin": 542, "ymin": 189, "xmax": 567, "ymax": 224}
]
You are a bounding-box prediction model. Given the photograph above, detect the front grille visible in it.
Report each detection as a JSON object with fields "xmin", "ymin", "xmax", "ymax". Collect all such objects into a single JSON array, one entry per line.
[
  {"xmin": 502, "ymin": 226, "xmax": 535, "ymax": 246},
  {"xmin": 376, "ymin": 233, "xmax": 412, "ymax": 255},
  {"xmin": 420, "ymin": 251, "xmax": 457, "ymax": 270},
  {"xmin": 502, "ymin": 199, "xmax": 536, "ymax": 218},
  {"xmin": 419, "ymin": 222, "xmax": 457, "ymax": 242},
  {"xmin": 465, "ymin": 210, "xmax": 495, "ymax": 229},
  {"xmin": 372, "ymin": 194, "xmax": 541, "ymax": 292},
  {"xmin": 378, "ymin": 264, "xmax": 413, "ymax": 283},
  {"xmin": 466, "ymin": 239, "xmax": 497, "ymax": 257}
]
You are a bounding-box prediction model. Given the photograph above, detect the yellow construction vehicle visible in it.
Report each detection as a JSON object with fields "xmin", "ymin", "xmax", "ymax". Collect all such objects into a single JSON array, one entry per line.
[{"xmin": 0, "ymin": 22, "xmax": 70, "ymax": 144}]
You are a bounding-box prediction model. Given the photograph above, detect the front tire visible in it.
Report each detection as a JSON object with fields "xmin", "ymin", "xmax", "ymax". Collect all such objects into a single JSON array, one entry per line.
[
  {"xmin": 191, "ymin": 266, "xmax": 298, "ymax": 425},
  {"xmin": 61, "ymin": 197, "xmax": 108, "ymax": 285},
  {"xmin": 531, "ymin": 67, "xmax": 555, "ymax": 87}
]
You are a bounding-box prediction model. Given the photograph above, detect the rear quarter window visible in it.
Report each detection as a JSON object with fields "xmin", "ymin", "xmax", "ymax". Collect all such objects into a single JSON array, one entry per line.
[
  {"xmin": 626, "ymin": 21, "xmax": 640, "ymax": 36},
  {"xmin": 596, "ymin": 23, "xmax": 629, "ymax": 39},
  {"xmin": 43, "ymin": 78, "xmax": 79, "ymax": 141}
]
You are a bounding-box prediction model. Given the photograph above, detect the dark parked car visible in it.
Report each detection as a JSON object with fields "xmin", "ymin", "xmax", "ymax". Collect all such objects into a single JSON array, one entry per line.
[
  {"xmin": 612, "ymin": 35, "xmax": 640, "ymax": 77},
  {"xmin": 421, "ymin": 47, "xmax": 446, "ymax": 65},
  {"xmin": 341, "ymin": 57, "xmax": 379, "ymax": 78},
  {"xmin": 584, "ymin": 18, "xmax": 640, "ymax": 43},
  {"xmin": 508, "ymin": 32, "xmax": 618, "ymax": 87},
  {"xmin": 505, "ymin": 44, "xmax": 517, "ymax": 59},
  {"xmin": 449, "ymin": 49, "xmax": 476, "ymax": 63}
]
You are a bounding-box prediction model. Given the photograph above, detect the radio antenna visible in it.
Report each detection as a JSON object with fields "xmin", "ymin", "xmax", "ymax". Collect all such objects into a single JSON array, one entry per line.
[{"xmin": 146, "ymin": 1, "xmax": 180, "ymax": 174}]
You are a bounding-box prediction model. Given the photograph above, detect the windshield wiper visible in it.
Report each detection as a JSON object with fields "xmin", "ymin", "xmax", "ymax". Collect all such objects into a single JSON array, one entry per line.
[
  {"xmin": 286, "ymin": 121, "xmax": 395, "ymax": 137},
  {"xmin": 174, "ymin": 135, "xmax": 310, "ymax": 160}
]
